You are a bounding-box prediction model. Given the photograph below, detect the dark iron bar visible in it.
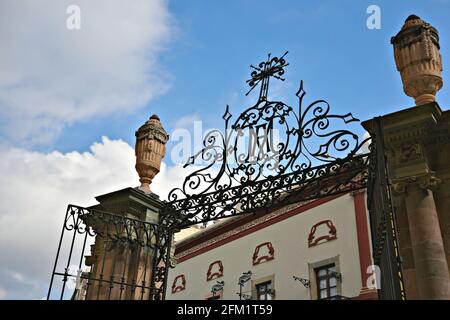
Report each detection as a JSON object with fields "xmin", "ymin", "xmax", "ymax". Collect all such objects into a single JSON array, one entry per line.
[
  {"xmin": 60, "ymin": 212, "xmax": 80, "ymax": 300},
  {"xmin": 47, "ymin": 206, "xmax": 71, "ymax": 300}
]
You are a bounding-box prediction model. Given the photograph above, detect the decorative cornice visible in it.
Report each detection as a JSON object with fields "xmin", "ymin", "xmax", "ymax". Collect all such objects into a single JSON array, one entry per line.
[
  {"xmin": 426, "ymin": 126, "xmax": 450, "ymax": 145},
  {"xmin": 384, "ymin": 123, "xmax": 430, "ymax": 145}
]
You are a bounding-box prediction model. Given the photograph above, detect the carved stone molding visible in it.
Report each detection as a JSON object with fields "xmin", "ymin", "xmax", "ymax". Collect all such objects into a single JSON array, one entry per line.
[
  {"xmin": 426, "ymin": 126, "xmax": 450, "ymax": 146},
  {"xmin": 392, "ymin": 173, "xmax": 441, "ymax": 194},
  {"xmin": 399, "ymin": 142, "xmax": 424, "ymax": 163},
  {"xmin": 252, "ymin": 242, "xmax": 275, "ymax": 266},
  {"xmin": 391, "ymin": 179, "xmax": 410, "ymax": 195},
  {"xmin": 414, "ymin": 174, "xmax": 441, "ymax": 191},
  {"xmin": 206, "ymin": 260, "xmax": 224, "ymax": 281},
  {"xmin": 171, "ymin": 274, "xmax": 186, "ymax": 294},
  {"xmin": 308, "ymin": 220, "xmax": 337, "ymax": 247}
]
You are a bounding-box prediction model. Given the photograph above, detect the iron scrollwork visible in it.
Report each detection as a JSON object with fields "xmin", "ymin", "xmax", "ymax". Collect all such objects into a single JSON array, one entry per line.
[
  {"xmin": 164, "ymin": 52, "xmax": 371, "ymax": 227},
  {"xmin": 48, "ymin": 205, "xmax": 169, "ymax": 300},
  {"xmin": 293, "ymin": 276, "xmax": 311, "ymax": 288},
  {"xmin": 64, "ymin": 205, "xmax": 159, "ymax": 247}
]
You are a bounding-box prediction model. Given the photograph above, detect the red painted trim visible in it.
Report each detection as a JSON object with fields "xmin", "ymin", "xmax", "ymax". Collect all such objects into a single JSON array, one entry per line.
[
  {"xmin": 252, "ymin": 242, "xmax": 275, "ymax": 265},
  {"xmin": 177, "ymin": 193, "xmax": 345, "ymax": 262},
  {"xmin": 308, "ymin": 220, "xmax": 337, "ymax": 247},
  {"xmin": 206, "ymin": 260, "xmax": 224, "ymax": 281},
  {"xmin": 353, "ymin": 191, "xmax": 373, "ymax": 292},
  {"xmin": 171, "ymin": 274, "xmax": 186, "ymax": 294}
]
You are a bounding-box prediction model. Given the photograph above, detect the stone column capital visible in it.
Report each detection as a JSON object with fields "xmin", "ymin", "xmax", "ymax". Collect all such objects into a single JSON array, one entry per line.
[{"xmin": 392, "ymin": 173, "xmax": 441, "ymax": 194}]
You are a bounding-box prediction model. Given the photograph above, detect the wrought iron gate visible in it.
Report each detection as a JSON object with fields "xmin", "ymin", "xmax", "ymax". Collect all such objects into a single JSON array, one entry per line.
[
  {"xmin": 47, "ymin": 205, "xmax": 171, "ymax": 300},
  {"xmin": 48, "ymin": 52, "xmax": 405, "ymax": 300},
  {"xmin": 366, "ymin": 117, "xmax": 406, "ymax": 300}
]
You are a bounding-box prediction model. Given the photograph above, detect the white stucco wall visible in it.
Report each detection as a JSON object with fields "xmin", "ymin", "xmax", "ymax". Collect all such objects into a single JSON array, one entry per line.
[{"xmin": 166, "ymin": 193, "xmax": 366, "ymax": 300}]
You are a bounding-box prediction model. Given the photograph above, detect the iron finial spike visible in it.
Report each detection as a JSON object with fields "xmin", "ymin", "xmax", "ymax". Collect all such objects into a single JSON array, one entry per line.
[{"xmin": 296, "ymin": 80, "xmax": 305, "ymax": 97}]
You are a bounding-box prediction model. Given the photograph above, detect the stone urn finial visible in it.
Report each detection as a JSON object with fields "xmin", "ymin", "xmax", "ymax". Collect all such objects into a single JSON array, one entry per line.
[
  {"xmin": 135, "ymin": 114, "xmax": 169, "ymax": 194},
  {"xmin": 391, "ymin": 15, "xmax": 443, "ymax": 106}
]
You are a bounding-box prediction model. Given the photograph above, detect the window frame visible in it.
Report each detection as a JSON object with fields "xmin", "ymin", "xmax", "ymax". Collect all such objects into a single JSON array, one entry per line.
[
  {"xmin": 255, "ymin": 280, "xmax": 273, "ymax": 300},
  {"xmin": 308, "ymin": 256, "xmax": 341, "ymax": 300},
  {"xmin": 315, "ymin": 264, "xmax": 338, "ymax": 300},
  {"xmin": 251, "ymin": 274, "xmax": 275, "ymax": 300}
]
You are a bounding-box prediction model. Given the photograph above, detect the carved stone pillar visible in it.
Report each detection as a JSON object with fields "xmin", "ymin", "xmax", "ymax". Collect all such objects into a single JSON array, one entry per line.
[
  {"xmin": 362, "ymin": 102, "xmax": 450, "ymax": 299},
  {"xmin": 392, "ymin": 193, "xmax": 417, "ymax": 299},
  {"xmin": 393, "ymin": 174, "xmax": 450, "ymax": 299},
  {"xmin": 85, "ymin": 187, "xmax": 165, "ymax": 300},
  {"xmin": 362, "ymin": 14, "xmax": 450, "ymax": 300},
  {"xmin": 426, "ymin": 112, "xmax": 450, "ymax": 273},
  {"xmin": 435, "ymin": 178, "xmax": 450, "ymax": 270}
]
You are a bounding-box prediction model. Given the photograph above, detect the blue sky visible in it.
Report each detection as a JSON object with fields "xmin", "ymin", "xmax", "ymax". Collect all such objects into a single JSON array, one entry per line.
[
  {"xmin": 0, "ymin": 0, "xmax": 450, "ymax": 300},
  {"xmin": 50, "ymin": 0, "xmax": 450, "ymax": 160}
]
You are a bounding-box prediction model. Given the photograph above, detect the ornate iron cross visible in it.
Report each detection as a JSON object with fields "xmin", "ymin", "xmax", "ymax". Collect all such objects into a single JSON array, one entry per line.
[{"xmin": 246, "ymin": 51, "xmax": 289, "ymax": 101}]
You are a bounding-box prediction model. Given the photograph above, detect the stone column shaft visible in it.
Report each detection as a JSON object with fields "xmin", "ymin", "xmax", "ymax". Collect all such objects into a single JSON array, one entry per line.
[
  {"xmin": 435, "ymin": 180, "xmax": 450, "ymax": 270},
  {"xmin": 403, "ymin": 181, "xmax": 450, "ymax": 299}
]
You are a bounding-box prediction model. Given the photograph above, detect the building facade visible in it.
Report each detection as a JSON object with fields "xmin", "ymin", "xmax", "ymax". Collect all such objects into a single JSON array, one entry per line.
[{"xmin": 166, "ymin": 191, "xmax": 377, "ymax": 300}]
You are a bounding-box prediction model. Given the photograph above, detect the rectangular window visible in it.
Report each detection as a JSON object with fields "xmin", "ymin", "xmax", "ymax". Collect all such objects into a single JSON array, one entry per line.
[
  {"xmin": 256, "ymin": 281, "xmax": 273, "ymax": 300},
  {"xmin": 315, "ymin": 264, "xmax": 338, "ymax": 300}
]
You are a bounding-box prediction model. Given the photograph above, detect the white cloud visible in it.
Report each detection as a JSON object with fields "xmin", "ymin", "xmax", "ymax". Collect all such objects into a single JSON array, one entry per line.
[
  {"xmin": 0, "ymin": 137, "xmax": 188, "ymax": 299},
  {"xmin": 173, "ymin": 114, "xmax": 202, "ymax": 131},
  {"xmin": 0, "ymin": 288, "xmax": 7, "ymax": 299},
  {"xmin": 362, "ymin": 131, "xmax": 371, "ymax": 154},
  {"xmin": 0, "ymin": 0, "xmax": 173, "ymax": 145}
]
